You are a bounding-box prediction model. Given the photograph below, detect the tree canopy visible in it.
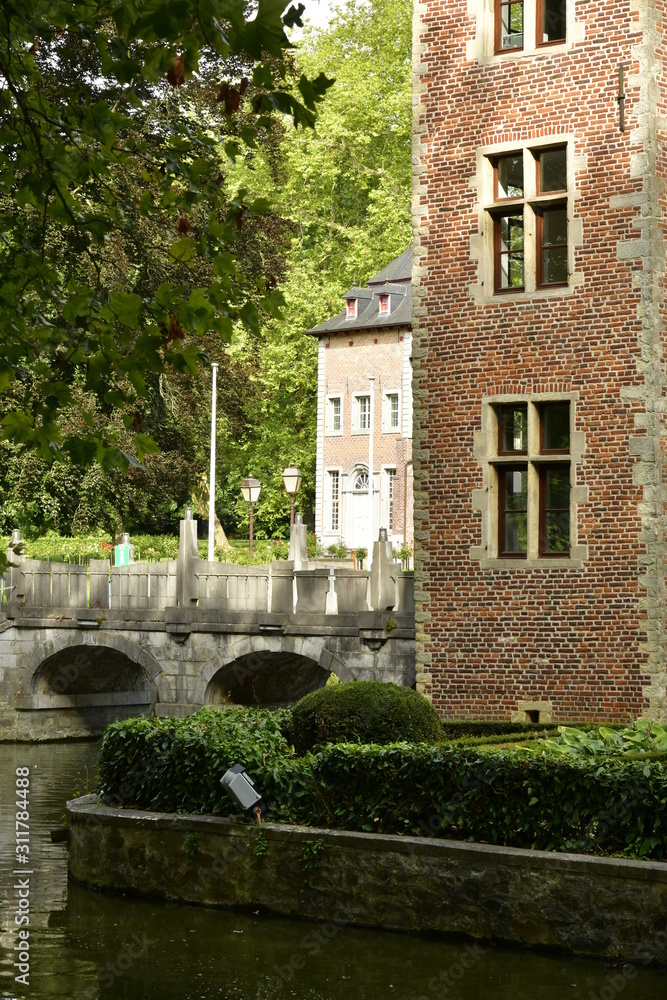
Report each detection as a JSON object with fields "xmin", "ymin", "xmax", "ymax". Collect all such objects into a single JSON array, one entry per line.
[
  {"xmin": 216, "ymin": 0, "xmax": 412, "ymax": 535},
  {"xmin": 0, "ymin": 0, "xmax": 413, "ymax": 545},
  {"xmin": 0, "ymin": 0, "xmax": 331, "ymax": 474}
]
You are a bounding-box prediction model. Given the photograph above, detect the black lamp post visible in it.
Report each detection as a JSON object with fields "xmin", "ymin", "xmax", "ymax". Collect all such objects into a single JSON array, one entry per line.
[
  {"xmin": 241, "ymin": 477, "xmax": 261, "ymax": 559},
  {"xmin": 282, "ymin": 464, "xmax": 302, "ymax": 527}
]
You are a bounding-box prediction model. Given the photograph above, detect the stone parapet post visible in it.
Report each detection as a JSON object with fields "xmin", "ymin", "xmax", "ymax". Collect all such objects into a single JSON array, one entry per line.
[
  {"xmin": 370, "ymin": 530, "xmax": 398, "ymax": 612},
  {"xmin": 177, "ymin": 512, "xmax": 199, "ymax": 607},
  {"xmin": 288, "ymin": 512, "xmax": 308, "ymax": 570}
]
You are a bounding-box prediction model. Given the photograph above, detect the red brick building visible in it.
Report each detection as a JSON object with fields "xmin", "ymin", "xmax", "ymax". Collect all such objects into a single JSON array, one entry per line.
[
  {"xmin": 307, "ymin": 250, "xmax": 414, "ymax": 557},
  {"xmin": 412, "ymin": 0, "xmax": 666, "ymax": 721}
]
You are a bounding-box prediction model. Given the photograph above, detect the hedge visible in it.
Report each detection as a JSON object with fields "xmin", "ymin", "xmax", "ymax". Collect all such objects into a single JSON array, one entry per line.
[
  {"xmin": 2, "ymin": 531, "xmax": 290, "ymax": 565},
  {"xmin": 97, "ymin": 711, "xmax": 667, "ymax": 860},
  {"xmin": 439, "ymin": 720, "xmax": 557, "ymax": 739},
  {"xmin": 97, "ymin": 709, "xmax": 312, "ymax": 822},
  {"xmin": 287, "ymin": 680, "xmax": 442, "ymax": 754},
  {"xmin": 309, "ymin": 742, "xmax": 667, "ymax": 859}
]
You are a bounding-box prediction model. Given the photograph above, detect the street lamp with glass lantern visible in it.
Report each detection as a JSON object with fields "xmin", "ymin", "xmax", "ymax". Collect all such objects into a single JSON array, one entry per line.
[
  {"xmin": 282, "ymin": 464, "xmax": 302, "ymax": 527},
  {"xmin": 241, "ymin": 477, "xmax": 261, "ymax": 560}
]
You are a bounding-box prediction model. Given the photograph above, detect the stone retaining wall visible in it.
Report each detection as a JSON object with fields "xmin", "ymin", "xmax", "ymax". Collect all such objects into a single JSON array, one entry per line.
[{"xmin": 66, "ymin": 795, "xmax": 667, "ymax": 967}]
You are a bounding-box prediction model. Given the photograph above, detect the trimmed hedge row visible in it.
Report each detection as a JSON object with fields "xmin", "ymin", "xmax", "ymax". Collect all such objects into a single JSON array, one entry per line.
[
  {"xmin": 437, "ymin": 721, "xmax": 624, "ymax": 740},
  {"xmin": 439, "ymin": 720, "xmax": 557, "ymax": 738},
  {"xmin": 310, "ymin": 742, "xmax": 667, "ymax": 859},
  {"xmin": 97, "ymin": 710, "xmax": 667, "ymax": 860},
  {"xmin": 97, "ymin": 709, "xmax": 311, "ymax": 821}
]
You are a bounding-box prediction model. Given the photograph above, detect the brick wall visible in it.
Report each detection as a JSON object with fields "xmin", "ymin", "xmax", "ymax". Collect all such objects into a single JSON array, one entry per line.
[{"xmin": 412, "ymin": 0, "xmax": 666, "ymax": 721}]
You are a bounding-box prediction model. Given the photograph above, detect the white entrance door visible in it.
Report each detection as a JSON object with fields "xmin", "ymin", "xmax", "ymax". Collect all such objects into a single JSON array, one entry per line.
[{"xmin": 351, "ymin": 491, "xmax": 370, "ymax": 549}]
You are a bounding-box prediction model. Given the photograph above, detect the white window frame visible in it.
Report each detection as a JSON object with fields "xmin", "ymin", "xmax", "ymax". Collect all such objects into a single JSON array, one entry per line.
[
  {"xmin": 327, "ymin": 468, "xmax": 341, "ymax": 533},
  {"xmin": 382, "ymin": 466, "xmax": 397, "ymax": 534},
  {"xmin": 346, "ymin": 298, "xmax": 357, "ymax": 320},
  {"xmin": 353, "ymin": 394, "xmax": 371, "ymax": 434},
  {"xmin": 382, "ymin": 391, "xmax": 401, "ymax": 433},
  {"xmin": 326, "ymin": 394, "xmax": 343, "ymax": 436},
  {"xmin": 378, "ymin": 293, "xmax": 390, "ymax": 315}
]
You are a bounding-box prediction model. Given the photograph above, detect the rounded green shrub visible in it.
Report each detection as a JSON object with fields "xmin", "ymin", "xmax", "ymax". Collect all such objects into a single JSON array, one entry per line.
[{"xmin": 287, "ymin": 680, "xmax": 441, "ymax": 754}]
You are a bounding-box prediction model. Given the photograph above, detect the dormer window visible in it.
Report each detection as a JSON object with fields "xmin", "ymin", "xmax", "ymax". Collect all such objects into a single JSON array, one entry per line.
[
  {"xmin": 346, "ymin": 298, "xmax": 357, "ymax": 319},
  {"xmin": 379, "ymin": 294, "xmax": 390, "ymax": 315}
]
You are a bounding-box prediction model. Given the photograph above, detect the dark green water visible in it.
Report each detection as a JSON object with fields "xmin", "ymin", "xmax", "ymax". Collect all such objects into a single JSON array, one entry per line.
[{"xmin": 0, "ymin": 740, "xmax": 665, "ymax": 1000}]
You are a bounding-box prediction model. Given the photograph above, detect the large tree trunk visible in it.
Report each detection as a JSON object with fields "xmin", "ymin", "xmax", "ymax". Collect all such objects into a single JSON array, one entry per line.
[{"xmin": 192, "ymin": 475, "xmax": 231, "ymax": 550}]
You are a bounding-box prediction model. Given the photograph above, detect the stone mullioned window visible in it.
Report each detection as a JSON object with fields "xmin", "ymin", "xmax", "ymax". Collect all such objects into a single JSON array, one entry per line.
[
  {"xmin": 467, "ymin": 0, "xmax": 582, "ymax": 64},
  {"xmin": 470, "ymin": 393, "xmax": 588, "ymax": 568},
  {"xmin": 473, "ymin": 136, "xmax": 583, "ymax": 301}
]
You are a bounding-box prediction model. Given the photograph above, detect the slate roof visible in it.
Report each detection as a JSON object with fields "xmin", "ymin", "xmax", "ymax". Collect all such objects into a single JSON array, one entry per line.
[{"xmin": 306, "ymin": 248, "xmax": 412, "ymax": 335}]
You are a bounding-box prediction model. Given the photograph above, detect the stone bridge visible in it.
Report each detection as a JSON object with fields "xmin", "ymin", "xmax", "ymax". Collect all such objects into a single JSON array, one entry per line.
[{"xmin": 0, "ymin": 516, "xmax": 415, "ymax": 740}]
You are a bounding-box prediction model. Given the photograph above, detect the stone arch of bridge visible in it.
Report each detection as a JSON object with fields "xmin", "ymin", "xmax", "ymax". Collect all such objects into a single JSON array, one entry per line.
[
  {"xmin": 25, "ymin": 633, "xmax": 171, "ymax": 704},
  {"xmin": 194, "ymin": 634, "xmax": 354, "ymax": 708}
]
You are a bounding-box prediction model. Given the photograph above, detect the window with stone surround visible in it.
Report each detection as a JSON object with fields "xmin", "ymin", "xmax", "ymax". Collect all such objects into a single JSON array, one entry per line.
[
  {"xmin": 471, "ymin": 394, "xmax": 588, "ymax": 568},
  {"xmin": 326, "ymin": 395, "xmax": 342, "ymax": 435},
  {"xmin": 469, "ymin": 0, "xmax": 577, "ymax": 63},
  {"xmin": 495, "ymin": 0, "xmax": 565, "ymax": 53},
  {"xmin": 496, "ymin": 401, "xmax": 569, "ymax": 556},
  {"xmin": 386, "ymin": 467, "xmax": 396, "ymax": 531},
  {"xmin": 383, "ymin": 391, "xmax": 400, "ymax": 432},
  {"xmin": 328, "ymin": 470, "xmax": 340, "ymax": 532},
  {"xmin": 353, "ymin": 394, "xmax": 371, "ymax": 433},
  {"xmin": 487, "ymin": 143, "xmax": 569, "ymax": 295}
]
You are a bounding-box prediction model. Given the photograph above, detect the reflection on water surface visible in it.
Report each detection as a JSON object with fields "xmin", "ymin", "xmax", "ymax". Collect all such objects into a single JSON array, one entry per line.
[{"xmin": 0, "ymin": 741, "xmax": 665, "ymax": 999}]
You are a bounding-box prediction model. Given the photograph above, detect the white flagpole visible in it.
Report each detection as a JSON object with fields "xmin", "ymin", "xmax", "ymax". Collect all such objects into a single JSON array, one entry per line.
[{"xmin": 208, "ymin": 363, "xmax": 218, "ymax": 562}]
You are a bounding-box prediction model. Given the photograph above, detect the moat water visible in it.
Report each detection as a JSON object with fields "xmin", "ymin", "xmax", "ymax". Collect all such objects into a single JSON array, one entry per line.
[{"xmin": 0, "ymin": 740, "xmax": 665, "ymax": 1000}]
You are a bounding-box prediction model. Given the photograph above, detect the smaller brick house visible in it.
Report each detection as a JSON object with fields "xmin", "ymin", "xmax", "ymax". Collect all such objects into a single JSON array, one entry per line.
[{"xmin": 306, "ymin": 249, "xmax": 414, "ymax": 556}]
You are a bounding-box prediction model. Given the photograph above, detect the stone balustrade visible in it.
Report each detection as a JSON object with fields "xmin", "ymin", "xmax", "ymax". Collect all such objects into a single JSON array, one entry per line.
[{"xmin": 3, "ymin": 517, "xmax": 413, "ymax": 617}]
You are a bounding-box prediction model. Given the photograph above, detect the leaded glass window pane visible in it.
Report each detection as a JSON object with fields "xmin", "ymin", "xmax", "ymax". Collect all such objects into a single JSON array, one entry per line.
[
  {"xmin": 500, "ymin": 404, "xmax": 528, "ymax": 453},
  {"xmin": 329, "ymin": 471, "xmax": 340, "ymax": 532},
  {"xmin": 542, "ymin": 0, "xmax": 566, "ymax": 43},
  {"xmin": 497, "ymin": 155, "xmax": 524, "ymax": 199},
  {"xmin": 503, "ymin": 467, "xmax": 528, "ymax": 554},
  {"xmin": 498, "ymin": 214, "xmax": 524, "ymax": 289},
  {"xmin": 538, "ymin": 148, "xmax": 567, "ymax": 192},
  {"xmin": 387, "ymin": 469, "xmax": 396, "ymax": 531},
  {"xmin": 542, "ymin": 467, "xmax": 570, "ymax": 554},
  {"xmin": 542, "ymin": 402, "xmax": 570, "ymax": 451},
  {"xmin": 331, "ymin": 398, "xmax": 341, "ymax": 432},
  {"xmin": 499, "ymin": 1, "xmax": 524, "ymax": 49},
  {"xmin": 389, "ymin": 394, "xmax": 399, "ymax": 429},
  {"xmin": 540, "ymin": 206, "xmax": 567, "ymax": 285},
  {"xmin": 358, "ymin": 396, "xmax": 370, "ymax": 430}
]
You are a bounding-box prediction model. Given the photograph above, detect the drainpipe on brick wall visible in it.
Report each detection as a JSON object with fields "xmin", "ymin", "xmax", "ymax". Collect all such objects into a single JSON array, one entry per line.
[
  {"xmin": 368, "ymin": 375, "xmax": 375, "ymax": 570},
  {"xmin": 403, "ymin": 459, "xmax": 412, "ymax": 547}
]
